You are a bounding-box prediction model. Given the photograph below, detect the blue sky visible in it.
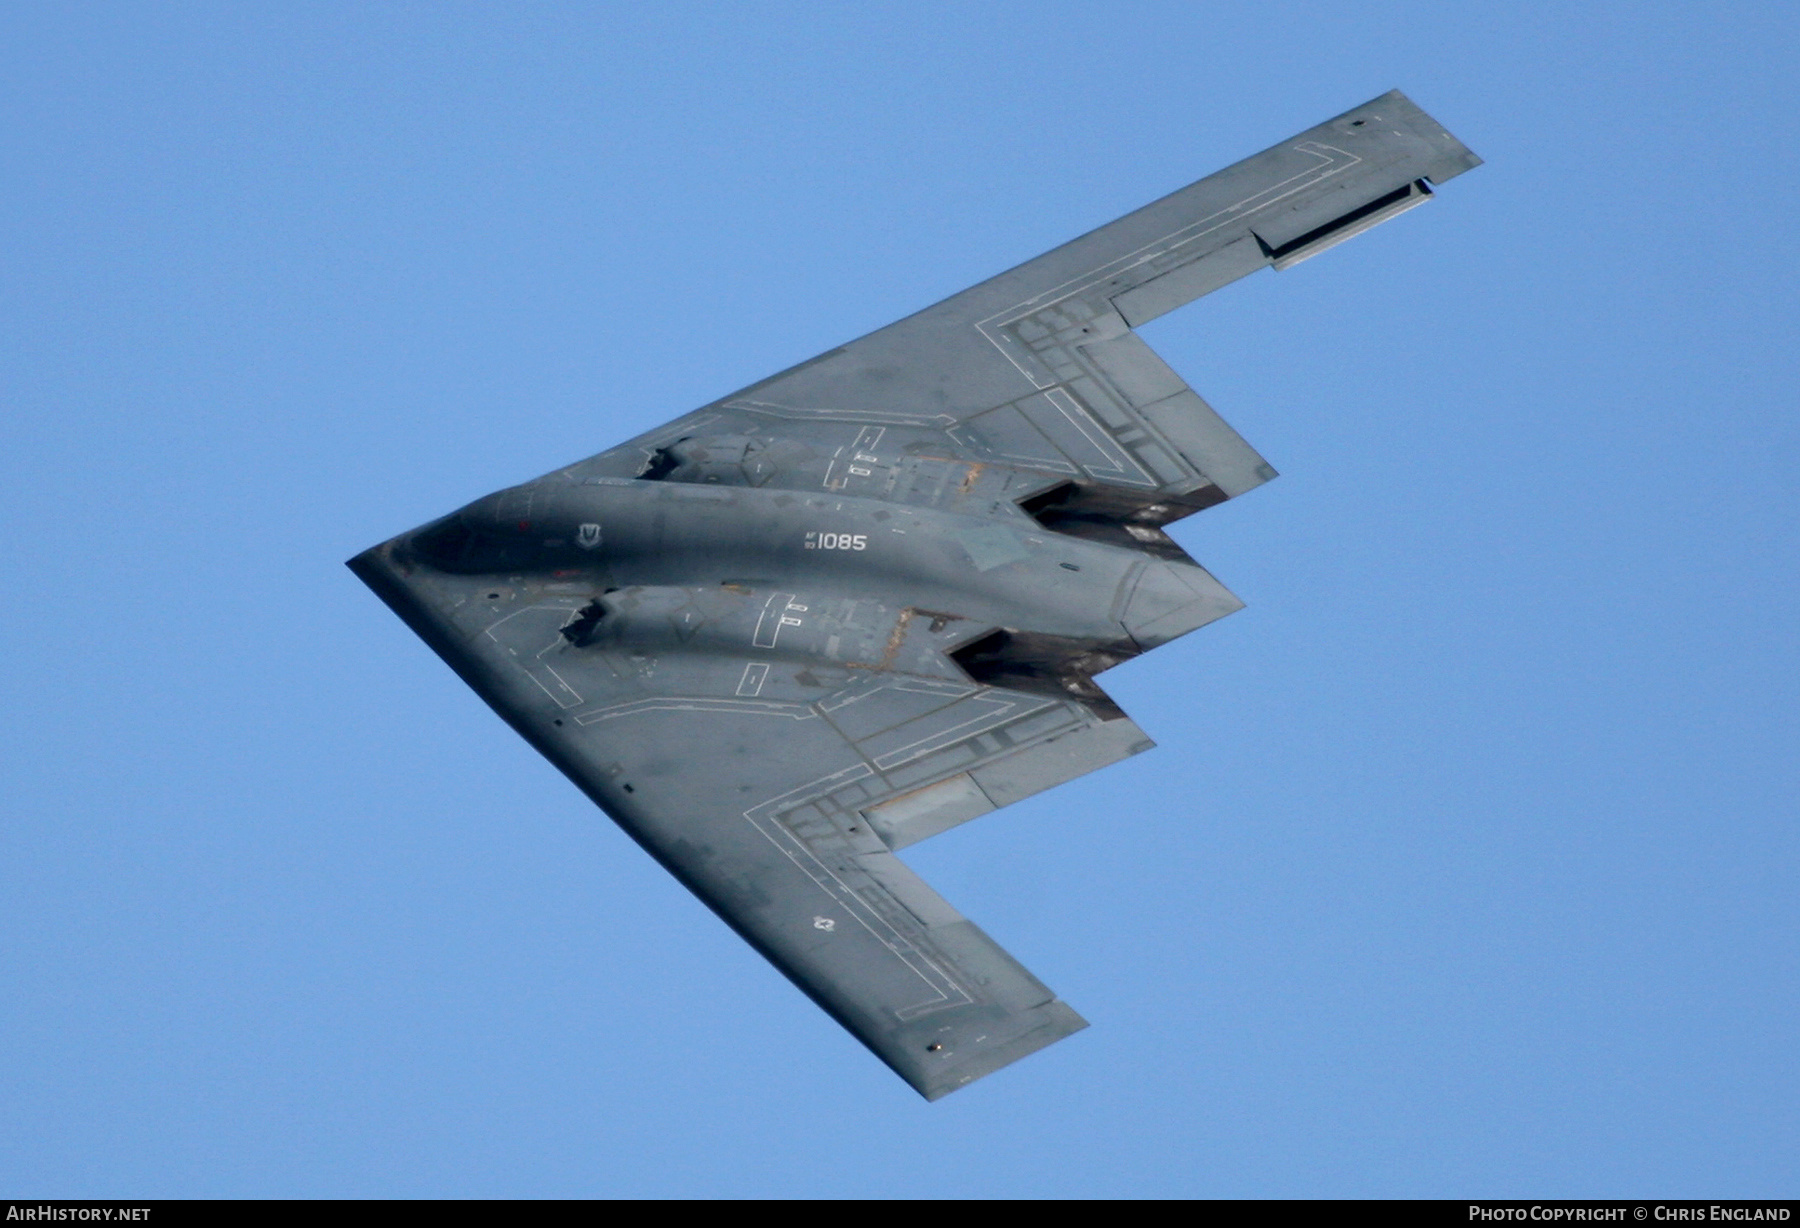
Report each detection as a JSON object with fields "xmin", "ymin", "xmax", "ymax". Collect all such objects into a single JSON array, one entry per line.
[{"xmin": 3, "ymin": 1, "xmax": 1795, "ymax": 1198}]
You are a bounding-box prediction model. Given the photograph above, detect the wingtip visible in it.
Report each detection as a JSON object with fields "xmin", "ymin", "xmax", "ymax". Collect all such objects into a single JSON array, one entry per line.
[{"xmin": 912, "ymin": 1001, "xmax": 1090, "ymax": 1102}]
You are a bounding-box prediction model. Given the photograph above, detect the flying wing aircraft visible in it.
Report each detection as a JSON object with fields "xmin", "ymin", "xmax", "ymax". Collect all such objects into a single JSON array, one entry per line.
[{"xmin": 350, "ymin": 90, "xmax": 1480, "ymax": 1100}]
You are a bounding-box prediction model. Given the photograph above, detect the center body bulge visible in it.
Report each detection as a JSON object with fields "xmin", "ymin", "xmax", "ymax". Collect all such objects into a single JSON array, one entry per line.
[{"xmin": 481, "ymin": 479, "xmax": 1151, "ymax": 652}]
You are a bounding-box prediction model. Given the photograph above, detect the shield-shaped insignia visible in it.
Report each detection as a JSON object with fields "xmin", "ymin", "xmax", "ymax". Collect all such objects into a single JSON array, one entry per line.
[{"xmin": 576, "ymin": 523, "xmax": 603, "ymax": 549}]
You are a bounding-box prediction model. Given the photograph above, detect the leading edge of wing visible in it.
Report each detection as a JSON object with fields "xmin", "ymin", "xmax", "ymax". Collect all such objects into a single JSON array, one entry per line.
[{"xmin": 347, "ymin": 543, "xmax": 1111, "ymax": 1099}]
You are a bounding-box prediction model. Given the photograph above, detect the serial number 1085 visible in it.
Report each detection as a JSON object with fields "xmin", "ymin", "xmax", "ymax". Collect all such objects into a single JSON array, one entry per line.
[{"xmin": 806, "ymin": 532, "xmax": 868, "ymax": 550}]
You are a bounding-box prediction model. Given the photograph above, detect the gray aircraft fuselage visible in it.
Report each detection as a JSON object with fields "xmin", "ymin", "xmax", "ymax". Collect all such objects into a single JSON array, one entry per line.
[
  {"xmin": 413, "ymin": 471, "xmax": 1236, "ymax": 693},
  {"xmin": 351, "ymin": 89, "xmax": 1480, "ymax": 1099}
]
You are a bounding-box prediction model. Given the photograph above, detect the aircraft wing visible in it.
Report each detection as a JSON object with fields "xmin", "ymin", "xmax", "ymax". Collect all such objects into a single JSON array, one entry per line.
[
  {"xmin": 351, "ymin": 551, "xmax": 1155, "ymax": 1099},
  {"xmin": 349, "ymin": 90, "xmax": 1481, "ymax": 1098},
  {"xmin": 570, "ymin": 90, "xmax": 1479, "ymax": 514}
]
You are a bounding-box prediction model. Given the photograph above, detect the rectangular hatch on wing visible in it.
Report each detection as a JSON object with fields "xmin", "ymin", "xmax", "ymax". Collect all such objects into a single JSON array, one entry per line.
[{"xmin": 1255, "ymin": 178, "xmax": 1434, "ymax": 271}]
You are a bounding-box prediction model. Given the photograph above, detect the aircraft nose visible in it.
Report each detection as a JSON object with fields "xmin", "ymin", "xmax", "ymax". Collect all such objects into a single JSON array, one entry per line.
[
  {"xmin": 408, "ymin": 510, "xmax": 483, "ymax": 568},
  {"xmin": 407, "ymin": 486, "xmax": 535, "ymax": 570}
]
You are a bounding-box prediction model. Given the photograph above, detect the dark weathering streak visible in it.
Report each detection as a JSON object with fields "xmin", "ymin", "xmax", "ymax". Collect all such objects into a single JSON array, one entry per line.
[{"xmin": 350, "ymin": 91, "xmax": 1480, "ymax": 1100}]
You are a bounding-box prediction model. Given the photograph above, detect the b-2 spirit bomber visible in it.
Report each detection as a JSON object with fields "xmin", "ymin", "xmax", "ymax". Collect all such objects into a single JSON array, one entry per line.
[{"xmin": 351, "ymin": 91, "xmax": 1480, "ymax": 1100}]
